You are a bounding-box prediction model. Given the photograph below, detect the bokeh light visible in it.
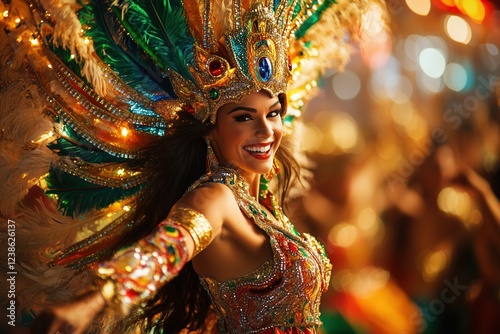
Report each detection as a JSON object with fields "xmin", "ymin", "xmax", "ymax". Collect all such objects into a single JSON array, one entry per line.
[
  {"xmin": 332, "ymin": 70, "xmax": 361, "ymax": 100},
  {"xmin": 443, "ymin": 62, "xmax": 468, "ymax": 91},
  {"xmin": 437, "ymin": 187, "xmax": 483, "ymax": 229},
  {"xmin": 445, "ymin": 15, "xmax": 472, "ymax": 44},
  {"xmin": 486, "ymin": 42, "xmax": 499, "ymax": 56},
  {"xmin": 369, "ymin": 55, "xmax": 401, "ymax": 100},
  {"xmin": 417, "ymin": 71, "xmax": 445, "ymax": 94},
  {"xmin": 422, "ymin": 250, "xmax": 447, "ymax": 282},
  {"xmin": 479, "ymin": 43, "xmax": 500, "ymax": 71},
  {"xmin": 361, "ymin": 29, "xmax": 392, "ymax": 69},
  {"xmin": 405, "ymin": 0, "xmax": 431, "ymax": 16},
  {"xmin": 387, "ymin": 75, "xmax": 414, "ymax": 103},
  {"xmin": 329, "ymin": 222, "xmax": 358, "ymax": 248},
  {"xmin": 459, "ymin": 0, "xmax": 486, "ymax": 23},
  {"xmin": 331, "ymin": 115, "xmax": 359, "ymax": 151},
  {"xmin": 419, "ymin": 48, "xmax": 446, "ymax": 78}
]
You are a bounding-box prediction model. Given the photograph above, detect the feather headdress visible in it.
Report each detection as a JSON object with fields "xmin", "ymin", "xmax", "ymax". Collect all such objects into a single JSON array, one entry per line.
[{"xmin": 0, "ymin": 0, "xmax": 386, "ymax": 311}]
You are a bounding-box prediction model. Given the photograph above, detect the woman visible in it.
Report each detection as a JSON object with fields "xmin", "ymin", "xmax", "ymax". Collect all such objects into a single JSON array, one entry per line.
[
  {"xmin": 35, "ymin": 88, "xmax": 333, "ymax": 333},
  {"xmin": 0, "ymin": 0, "xmax": 384, "ymax": 333}
]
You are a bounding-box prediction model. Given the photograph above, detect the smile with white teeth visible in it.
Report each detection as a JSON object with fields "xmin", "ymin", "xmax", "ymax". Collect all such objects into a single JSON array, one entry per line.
[{"xmin": 244, "ymin": 144, "xmax": 271, "ymax": 153}]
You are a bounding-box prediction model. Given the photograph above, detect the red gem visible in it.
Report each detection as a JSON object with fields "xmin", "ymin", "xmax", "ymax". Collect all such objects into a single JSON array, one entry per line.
[
  {"xmin": 208, "ymin": 59, "xmax": 223, "ymax": 76},
  {"xmin": 126, "ymin": 290, "xmax": 138, "ymax": 299},
  {"xmin": 185, "ymin": 104, "xmax": 194, "ymax": 114},
  {"xmin": 288, "ymin": 243, "xmax": 298, "ymax": 253}
]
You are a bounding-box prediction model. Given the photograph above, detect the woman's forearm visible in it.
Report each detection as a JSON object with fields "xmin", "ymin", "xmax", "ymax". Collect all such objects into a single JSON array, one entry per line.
[{"xmin": 95, "ymin": 206, "xmax": 212, "ymax": 314}]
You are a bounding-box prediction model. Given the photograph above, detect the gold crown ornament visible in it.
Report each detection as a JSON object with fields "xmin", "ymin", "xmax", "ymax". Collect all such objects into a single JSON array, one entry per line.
[{"xmin": 166, "ymin": 2, "xmax": 290, "ymax": 124}]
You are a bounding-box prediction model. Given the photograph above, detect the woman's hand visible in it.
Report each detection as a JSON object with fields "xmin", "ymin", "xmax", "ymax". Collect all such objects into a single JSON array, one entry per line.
[{"xmin": 30, "ymin": 291, "xmax": 105, "ymax": 334}]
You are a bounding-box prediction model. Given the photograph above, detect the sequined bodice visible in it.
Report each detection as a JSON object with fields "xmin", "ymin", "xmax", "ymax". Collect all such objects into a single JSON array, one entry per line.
[{"xmin": 191, "ymin": 168, "xmax": 332, "ymax": 334}]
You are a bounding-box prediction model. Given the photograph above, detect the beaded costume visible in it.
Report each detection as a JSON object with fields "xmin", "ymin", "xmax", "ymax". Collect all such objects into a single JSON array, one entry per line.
[
  {"xmin": 0, "ymin": 0, "xmax": 386, "ymax": 332},
  {"xmin": 194, "ymin": 168, "xmax": 332, "ymax": 333}
]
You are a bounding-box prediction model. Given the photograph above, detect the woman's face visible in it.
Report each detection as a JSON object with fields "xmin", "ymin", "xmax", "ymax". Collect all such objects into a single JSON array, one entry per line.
[{"xmin": 210, "ymin": 91, "xmax": 284, "ymax": 179}]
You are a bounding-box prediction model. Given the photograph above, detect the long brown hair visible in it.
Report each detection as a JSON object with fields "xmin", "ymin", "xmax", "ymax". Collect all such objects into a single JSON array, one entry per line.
[{"xmin": 112, "ymin": 97, "xmax": 301, "ymax": 333}]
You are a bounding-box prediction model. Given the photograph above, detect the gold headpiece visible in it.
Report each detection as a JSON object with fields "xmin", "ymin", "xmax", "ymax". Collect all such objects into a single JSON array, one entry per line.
[{"xmin": 168, "ymin": 2, "xmax": 289, "ymax": 124}]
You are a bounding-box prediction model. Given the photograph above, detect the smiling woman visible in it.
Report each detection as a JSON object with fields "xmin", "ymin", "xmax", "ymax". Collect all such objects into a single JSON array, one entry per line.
[
  {"xmin": 211, "ymin": 92, "xmax": 284, "ymax": 185},
  {"xmin": 0, "ymin": 0, "xmax": 385, "ymax": 333}
]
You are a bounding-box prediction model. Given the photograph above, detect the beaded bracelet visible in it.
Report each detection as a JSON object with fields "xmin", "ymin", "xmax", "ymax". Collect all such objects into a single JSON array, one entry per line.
[{"xmin": 95, "ymin": 206, "xmax": 213, "ymax": 314}]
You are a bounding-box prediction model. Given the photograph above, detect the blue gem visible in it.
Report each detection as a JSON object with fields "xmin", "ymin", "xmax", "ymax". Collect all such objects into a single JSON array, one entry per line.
[{"xmin": 258, "ymin": 57, "xmax": 272, "ymax": 82}]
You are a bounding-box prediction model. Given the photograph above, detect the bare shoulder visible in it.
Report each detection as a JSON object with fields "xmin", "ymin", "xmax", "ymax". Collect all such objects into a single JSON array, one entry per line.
[{"xmin": 174, "ymin": 182, "xmax": 238, "ymax": 235}]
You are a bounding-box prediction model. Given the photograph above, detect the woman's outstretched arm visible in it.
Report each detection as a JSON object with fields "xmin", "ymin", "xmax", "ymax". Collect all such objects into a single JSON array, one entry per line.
[
  {"xmin": 95, "ymin": 206, "xmax": 213, "ymax": 314},
  {"xmin": 30, "ymin": 204, "xmax": 214, "ymax": 334}
]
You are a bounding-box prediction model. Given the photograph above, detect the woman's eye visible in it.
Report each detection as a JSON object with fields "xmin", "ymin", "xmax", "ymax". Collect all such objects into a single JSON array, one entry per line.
[
  {"xmin": 268, "ymin": 110, "xmax": 281, "ymax": 118},
  {"xmin": 234, "ymin": 114, "xmax": 252, "ymax": 122}
]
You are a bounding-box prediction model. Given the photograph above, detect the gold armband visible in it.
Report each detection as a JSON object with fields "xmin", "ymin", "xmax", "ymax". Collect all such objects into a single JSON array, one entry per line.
[{"xmin": 167, "ymin": 206, "xmax": 213, "ymax": 257}]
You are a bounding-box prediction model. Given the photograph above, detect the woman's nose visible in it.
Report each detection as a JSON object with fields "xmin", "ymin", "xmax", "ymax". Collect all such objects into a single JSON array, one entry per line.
[{"xmin": 255, "ymin": 118, "xmax": 273, "ymax": 138}]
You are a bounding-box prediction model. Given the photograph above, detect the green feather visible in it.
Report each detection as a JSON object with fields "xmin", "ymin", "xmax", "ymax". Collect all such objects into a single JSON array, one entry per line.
[
  {"xmin": 117, "ymin": 0, "xmax": 194, "ymax": 80},
  {"xmin": 78, "ymin": 0, "xmax": 170, "ymax": 98},
  {"xmin": 46, "ymin": 41, "xmax": 88, "ymax": 85},
  {"xmin": 48, "ymin": 138, "xmax": 127, "ymax": 164},
  {"xmin": 295, "ymin": 0, "xmax": 337, "ymax": 39},
  {"xmin": 45, "ymin": 167, "xmax": 141, "ymax": 217},
  {"xmin": 50, "ymin": 125, "xmax": 127, "ymax": 163}
]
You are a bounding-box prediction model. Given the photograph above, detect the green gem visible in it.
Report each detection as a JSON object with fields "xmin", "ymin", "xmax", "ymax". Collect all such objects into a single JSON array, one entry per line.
[
  {"xmin": 209, "ymin": 88, "xmax": 219, "ymax": 100},
  {"xmin": 165, "ymin": 225, "xmax": 177, "ymax": 234},
  {"xmin": 248, "ymin": 204, "xmax": 258, "ymax": 215}
]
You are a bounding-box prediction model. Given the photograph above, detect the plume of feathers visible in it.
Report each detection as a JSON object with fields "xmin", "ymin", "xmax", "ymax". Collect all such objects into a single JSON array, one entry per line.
[
  {"xmin": 0, "ymin": 22, "xmax": 57, "ymax": 214},
  {"xmin": 45, "ymin": 166, "xmax": 142, "ymax": 217},
  {"xmin": 117, "ymin": 0, "xmax": 195, "ymax": 80},
  {"xmin": 79, "ymin": 0, "xmax": 174, "ymax": 100},
  {"xmin": 40, "ymin": 0, "xmax": 111, "ymax": 96}
]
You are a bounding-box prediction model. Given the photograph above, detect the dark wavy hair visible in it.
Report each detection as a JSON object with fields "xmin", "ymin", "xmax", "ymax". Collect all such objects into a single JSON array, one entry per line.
[{"xmin": 112, "ymin": 94, "xmax": 301, "ymax": 333}]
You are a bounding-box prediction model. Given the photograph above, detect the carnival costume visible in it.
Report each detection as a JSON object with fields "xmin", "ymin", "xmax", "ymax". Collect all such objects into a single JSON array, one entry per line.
[
  {"xmin": 193, "ymin": 167, "xmax": 332, "ymax": 333},
  {"xmin": 0, "ymin": 0, "xmax": 385, "ymax": 332}
]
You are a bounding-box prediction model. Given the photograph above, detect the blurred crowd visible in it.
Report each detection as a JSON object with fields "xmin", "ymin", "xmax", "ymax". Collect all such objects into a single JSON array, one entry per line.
[{"xmin": 290, "ymin": 1, "xmax": 500, "ymax": 333}]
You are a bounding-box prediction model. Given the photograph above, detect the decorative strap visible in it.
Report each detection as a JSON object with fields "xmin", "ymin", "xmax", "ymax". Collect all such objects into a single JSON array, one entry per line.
[{"xmin": 95, "ymin": 206, "xmax": 212, "ymax": 314}]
